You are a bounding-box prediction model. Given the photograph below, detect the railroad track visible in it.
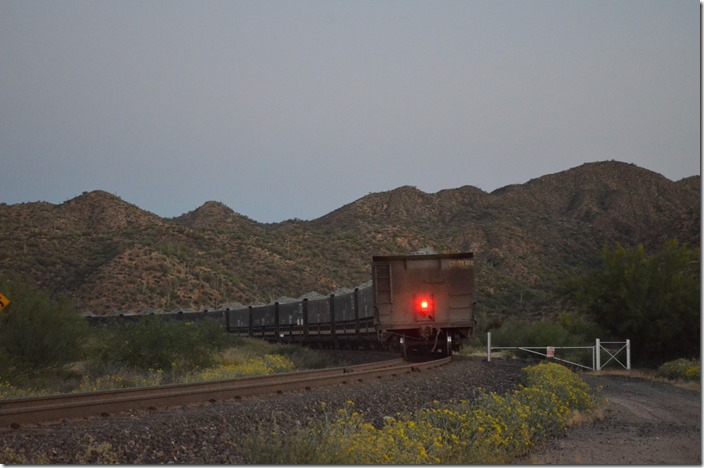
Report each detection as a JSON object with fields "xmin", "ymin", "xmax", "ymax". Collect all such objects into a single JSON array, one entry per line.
[{"xmin": 0, "ymin": 356, "xmax": 452, "ymax": 428}]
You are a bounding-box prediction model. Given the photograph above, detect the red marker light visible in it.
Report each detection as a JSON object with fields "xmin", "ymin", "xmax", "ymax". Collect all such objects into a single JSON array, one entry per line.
[{"xmin": 416, "ymin": 296, "xmax": 433, "ymax": 318}]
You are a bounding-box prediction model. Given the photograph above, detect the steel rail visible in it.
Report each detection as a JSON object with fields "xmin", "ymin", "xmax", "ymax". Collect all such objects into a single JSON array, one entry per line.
[
  {"xmin": 0, "ymin": 358, "xmax": 405, "ymax": 413},
  {"xmin": 0, "ymin": 357, "xmax": 450, "ymax": 428}
]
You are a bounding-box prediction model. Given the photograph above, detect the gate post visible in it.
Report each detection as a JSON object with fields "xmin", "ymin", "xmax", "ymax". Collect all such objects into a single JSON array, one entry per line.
[
  {"xmin": 595, "ymin": 338, "xmax": 601, "ymax": 370},
  {"xmin": 626, "ymin": 339, "xmax": 631, "ymax": 370},
  {"xmin": 487, "ymin": 332, "xmax": 491, "ymax": 362}
]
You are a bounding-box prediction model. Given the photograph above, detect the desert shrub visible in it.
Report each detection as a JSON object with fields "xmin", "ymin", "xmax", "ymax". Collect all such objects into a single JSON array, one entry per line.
[
  {"xmin": 0, "ymin": 379, "xmax": 24, "ymax": 400},
  {"xmin": 75, "ymin": 369, "xmax": 166, "ymax": 392},
  {"xmin": 0, "ymin": 348, "xmax": 12, "ymax": 380},
  {"xmin": 488, "ymin": 319, "xmax": 571, "ymax": 361},
  {"xmin": 245, "ymin": 401, "xmax": 445, "ymax": 464},
  {"xmin": 0, "ymin": 447, "xmax": 51, "ymax": 465},
  {"xmin": 0, "ymin": 281, "xmax": 89, "ymax": 378},
  {"xmin": 176, "ymin": 339, "xmax": 333, "ymax": 383},
  {"xmin": 522, "ymin": 362, "xmax": 597, "ymax": 413},
  {"xmin": 179, "ymin": 353, "xmax": 295, "ymax": 383},
  {"xmin": 491, "ymin": 319, "xmax": 572, "ymax": 348},
  {"xmin": 566, "ymin": 241, "xmax": 700, "ymax": 365},
  {"xmin": 5, "ymin": 435, "xmax": 120, "ymax": 464},
  {"xmin": 656, "ymin": 358, "xmax": 700, "ymax": 382},
  {"xmin": 244, "ymin": 362, "xmax": 599, "ymax": 464},
  {"xmin": 0, "ymin": 380, "xmax": 53, "ymax": 400},
  {"xmin": 99, "ymin": 317, "xmax": 228, "ymax": 372},
  {"xmin": 80, "ymin": 337, "xmax": 317, "ymax": 390},
  {"xmin": 557, "ymin": 311, "xmax": 606, "ymax": 342},
  {"xmin": 270, "ymin": 343, "xmax": 333, "ymax": 369}
]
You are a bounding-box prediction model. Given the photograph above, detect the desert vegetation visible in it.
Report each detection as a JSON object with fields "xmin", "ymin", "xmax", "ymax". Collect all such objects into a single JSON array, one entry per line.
[
  {"xmin": 478, "ymin": 241, "xmax": 700, "ymax": 368},
  {"xmin": 243, "ymin": 362, "xmax": 601, "ymax": 464},
  {"xmin": 563, "ymin": 240, "xmax": 700, "ymax": 366},
  {"xmin": 0, "ymin": 278, "xmax": 334, "ymax": 399},
  {"xmin": 0, "ymin": 238, "xmax": 699, "ymax": 397},
  {"xmin": 655, "ymin": 358, "xmax": 700, "ymax": 382}
]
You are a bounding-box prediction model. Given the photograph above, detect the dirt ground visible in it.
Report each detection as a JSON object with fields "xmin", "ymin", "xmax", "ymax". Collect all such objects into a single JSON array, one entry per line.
[{"xmin": 522, "ymin": 373, "xmax": 701, "ymax": 465}]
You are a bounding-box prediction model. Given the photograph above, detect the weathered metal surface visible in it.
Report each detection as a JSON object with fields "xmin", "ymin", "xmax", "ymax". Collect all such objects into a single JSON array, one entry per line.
[{"xmin": 371, "ymin": 252, "xmax": 476, "ymax": 355}]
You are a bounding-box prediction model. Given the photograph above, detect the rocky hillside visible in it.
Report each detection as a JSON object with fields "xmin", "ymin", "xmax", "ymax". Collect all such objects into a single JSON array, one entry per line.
[{"xmin": 0, "ymin": 161, "xmax": 699, "ymax": 316}]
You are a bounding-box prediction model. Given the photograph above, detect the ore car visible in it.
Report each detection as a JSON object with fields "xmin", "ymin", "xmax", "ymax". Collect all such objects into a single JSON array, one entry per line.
[
  {"xmin": 122, "ymin": 252, "xmax": 479, "ymax": 361},
  {"xmin": 372, "ymin": 252, "xmax": 476, "ymax": 358}
]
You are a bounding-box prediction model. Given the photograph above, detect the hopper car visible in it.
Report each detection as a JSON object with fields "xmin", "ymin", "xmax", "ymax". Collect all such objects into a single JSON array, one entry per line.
[{"xmin": 225, "ymin": 252, "xmax": 477, "ymax": 358}]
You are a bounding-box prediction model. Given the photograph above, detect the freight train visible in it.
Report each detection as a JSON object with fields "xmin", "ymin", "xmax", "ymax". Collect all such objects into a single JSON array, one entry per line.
[
  {"xmin": 86, "ymin": 252, "xmax": 477, "ymax": 359},
  {"xmin": 225, "ymin": 252, "xmax": 477, "ymax": 358}
]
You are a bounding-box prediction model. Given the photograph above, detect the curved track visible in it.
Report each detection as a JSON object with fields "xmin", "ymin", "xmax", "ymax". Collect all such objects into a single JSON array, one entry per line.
[{"xmin": 0, "ymin": 356, "xmax": 451, "ymax": 428}]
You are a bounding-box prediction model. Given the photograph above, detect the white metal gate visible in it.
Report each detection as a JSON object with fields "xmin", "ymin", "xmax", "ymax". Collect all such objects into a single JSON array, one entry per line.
[{"xmin": 486, "ymin": 332, "xmax": 631, "ymax": 371}]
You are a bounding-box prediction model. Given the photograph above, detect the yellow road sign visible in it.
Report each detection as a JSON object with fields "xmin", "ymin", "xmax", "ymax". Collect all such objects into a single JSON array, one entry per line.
[{"xmin": 0, "ymin": 292, "xmax": 10, "ymax": 312}]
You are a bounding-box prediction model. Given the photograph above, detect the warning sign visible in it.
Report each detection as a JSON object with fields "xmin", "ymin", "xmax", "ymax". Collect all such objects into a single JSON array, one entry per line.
[
  {"xmin": 0, "ymin": 292, "xmax": 10, "ymax": 313},
  {"xmin": 546, "ymin": 346, "xmax": 555, "ymax": 359}
]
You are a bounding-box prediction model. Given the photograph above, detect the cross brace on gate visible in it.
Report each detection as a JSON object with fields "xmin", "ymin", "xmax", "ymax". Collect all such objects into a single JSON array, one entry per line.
[{"xmin": 486, "ymin": 332, "xmax": 631, "ymax": 371}]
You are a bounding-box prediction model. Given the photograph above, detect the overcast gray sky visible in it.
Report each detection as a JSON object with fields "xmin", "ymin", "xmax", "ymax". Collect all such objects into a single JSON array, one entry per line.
[{"xmin": 1, "ymin": 0, "xmax": 700, "ymax": 223}]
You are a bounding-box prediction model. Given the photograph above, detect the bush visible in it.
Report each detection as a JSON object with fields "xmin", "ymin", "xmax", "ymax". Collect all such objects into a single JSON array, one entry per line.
[
  {"xmin": 244, "ymin": 362, "xmax": 600, "ymax": 464},
  {"xmin": 272, "ymin": 344, "xmax": 333, "ymax": 369},
  {"xmin": 75, "ymin": 369, "xmax": 166, "ymax": 392},
  {"xmin": 557, "ymin": 311, "xmax": 606, "ymax": 342},
  {"xmin": 0, "ymin": 379, "xmax": 25, "ymax": 400},
  {"xmin": 177, "ymin": 340, "xmax": 330, "ymax": 383},
  {"xmin": 656, "ymin": 358, "xmax": 700, "ymax": 382},
  {"xmin": 99, "ymin": 317, "xmax": 228, "ymax": 372},
  {"xmin": 0, "ymin": 281, "xmax": 89, "ymax": 378},
  {"xmin": 566, "ymin": 241, "xmax": 700, "ymax": 365},
  {"xmin": 179, "ymin": 353, "xmax": 295, "ymax": 383},
  {"xmin": 489, "ymin": 319, "xmax": 572, "ymax": 348}
]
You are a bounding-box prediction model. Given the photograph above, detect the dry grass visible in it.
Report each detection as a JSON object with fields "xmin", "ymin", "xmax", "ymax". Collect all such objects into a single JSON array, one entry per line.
[{"xmin": 566, "ymin": 407, "xmax": 605, "ymax": 427}]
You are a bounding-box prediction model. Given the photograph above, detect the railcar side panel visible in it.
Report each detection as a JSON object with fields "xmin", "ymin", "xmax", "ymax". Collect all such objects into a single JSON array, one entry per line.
[{"xmin": 372, "ymin": 252, "xmax": 476, "ymax": 355}]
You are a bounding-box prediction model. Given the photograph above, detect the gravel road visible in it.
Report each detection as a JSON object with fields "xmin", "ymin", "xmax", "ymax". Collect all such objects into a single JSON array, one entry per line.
[
  {"xmin": 1, "ymin": 357, "xmax": 699, "ymax": 464},
  {"xmin": 522, "ymin": 373, "xmax": 701, "ymax": 465}
]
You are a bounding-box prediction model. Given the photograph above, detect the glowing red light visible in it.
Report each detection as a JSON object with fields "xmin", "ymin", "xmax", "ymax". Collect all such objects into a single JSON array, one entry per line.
[{"xmin": 416, "ymin": 296, "xmax": 433, "ymax": 317}]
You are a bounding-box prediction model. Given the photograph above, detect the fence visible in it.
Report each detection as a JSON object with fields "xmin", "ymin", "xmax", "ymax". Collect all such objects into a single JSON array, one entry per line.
[{"xmin": 486, "ymin": 332, "xmax": 631, "ymax": 371}]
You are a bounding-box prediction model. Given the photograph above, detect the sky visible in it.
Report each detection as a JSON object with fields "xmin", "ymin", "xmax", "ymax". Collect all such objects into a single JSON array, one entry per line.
[{"xmin": 1, "ymin": 0, "xmax": 700, "ymax": 223}]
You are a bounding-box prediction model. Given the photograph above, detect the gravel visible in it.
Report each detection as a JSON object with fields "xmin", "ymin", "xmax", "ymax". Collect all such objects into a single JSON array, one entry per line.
[
  {"xmin": 519, "ymin": 373, "xmax": 701, "ymax": 465},
  {"xmin": 0, "ymin": 356, "xmax": 527, "ymax": 464}
]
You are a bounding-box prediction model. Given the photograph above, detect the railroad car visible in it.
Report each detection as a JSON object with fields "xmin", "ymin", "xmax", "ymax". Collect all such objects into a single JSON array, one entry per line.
[
  {"xmin": 223, "ymin": 252, "xmax": 476, "ymax": 359},
  {"xmin": 87, "ymin": 252, "xmax": 477, "ymax": 360},
  {"xmin": 372, "ymin": 252, "xmax": 476, "ymax": 358},
  {"xmin": 224, "ymin": 287, "xmax": 378, "ymax": 349}
]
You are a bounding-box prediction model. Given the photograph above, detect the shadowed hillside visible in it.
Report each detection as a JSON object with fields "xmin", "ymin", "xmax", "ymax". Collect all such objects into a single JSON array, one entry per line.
[{"xmin": 0, "ymin": 161, "xmax": 699, "ymax": 316}]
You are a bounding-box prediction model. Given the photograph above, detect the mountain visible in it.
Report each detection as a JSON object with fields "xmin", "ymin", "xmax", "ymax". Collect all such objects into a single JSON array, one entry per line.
[
  {"xmin": 0, "ymin": 161, "xmax": 699, "ymax": 317},
  {"xmin": 173, "ymin": 201, "xmax": 262, "ymax": 234}
]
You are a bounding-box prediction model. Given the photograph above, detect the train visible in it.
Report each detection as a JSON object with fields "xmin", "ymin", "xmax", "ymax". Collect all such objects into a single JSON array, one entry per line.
[
  {"xmin": 225, "ymin": 252, "xmax": 477, "ymax": 358},
  {"xmin": 85, "ymin": 252, "xmax": 477, "ymax": 359}
]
